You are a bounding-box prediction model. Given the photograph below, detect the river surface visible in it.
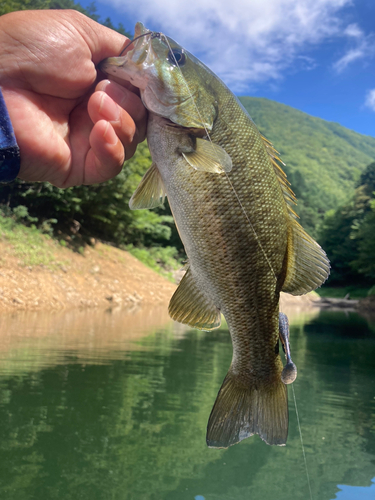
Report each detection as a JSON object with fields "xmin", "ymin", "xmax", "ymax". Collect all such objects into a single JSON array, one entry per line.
[{"xmin": 0, "ymin": 305, "xmax": 374, "ymax": 500}]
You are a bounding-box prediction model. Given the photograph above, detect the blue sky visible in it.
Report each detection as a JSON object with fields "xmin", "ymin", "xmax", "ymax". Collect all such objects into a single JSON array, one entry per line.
[{"xmin": 80, "ymin": 0, "xmax": 375, "ymax": 137}]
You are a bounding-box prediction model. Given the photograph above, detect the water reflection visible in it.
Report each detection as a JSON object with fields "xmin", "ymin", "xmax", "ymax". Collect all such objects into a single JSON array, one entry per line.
[
  {"xmin": 0, "ymin": 306, "xmax": 175, "ymax": 374},
  {"xmin": 0, "ymin": 307, "xmax": 373, "ymax": 500},
  {"xmin": 333, "ymin": 478, "xmax": 375, "ymax": 500}
]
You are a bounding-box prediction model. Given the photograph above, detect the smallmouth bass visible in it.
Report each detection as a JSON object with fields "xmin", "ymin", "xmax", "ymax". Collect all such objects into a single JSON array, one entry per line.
[{"xmin": 100, "ymin": 24, "xmax": 330, "ymax": 447}]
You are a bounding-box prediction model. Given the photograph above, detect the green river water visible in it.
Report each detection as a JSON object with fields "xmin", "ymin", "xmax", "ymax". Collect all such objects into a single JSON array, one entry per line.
[{"xmin": 0, "ymin": 305, "xmax": 374, "ymax": 500}]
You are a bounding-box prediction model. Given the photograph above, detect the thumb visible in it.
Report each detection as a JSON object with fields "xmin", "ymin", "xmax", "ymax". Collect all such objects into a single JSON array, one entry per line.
[{"xmin": 67, "ymin": 11, "xmax": 130, "ymax": 64}]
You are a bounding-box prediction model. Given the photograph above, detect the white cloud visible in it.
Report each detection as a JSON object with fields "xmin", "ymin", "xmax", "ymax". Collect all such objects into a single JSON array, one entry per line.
[
  {"xmin": 334, "ymin": 47, "xmax": 368, "ymax": 72},
  {"xmin": 344, "ymin": 23, "xmax": 363, "ymax": 38},
  {"xmin": 104, "ymin": 0, "xmax": 364, "ymax": 90},
  {"xmin": 333, "ymin": 24, "xmax": 375, "ymax": 73},
  {"xmin": 365, "ymin": 89, "xmax": 375, "ymax": 112}
]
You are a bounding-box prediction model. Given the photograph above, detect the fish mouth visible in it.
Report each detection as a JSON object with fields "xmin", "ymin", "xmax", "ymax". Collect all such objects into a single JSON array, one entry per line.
[
  {"xmin": 99, "ymin": 23, "xmax": 151, "ymax": 69},
  {"xmin": 99, "ymin": 56, "xmax": 124, "ymax": 71},
  {"xmin": 116, "ymin": 22, "xmax": 154, "ymax": 58},
  {"xmin": 134, "ymin": 21, "xmax": 151, "ymax": 39},
  {"xmin": 99, "ymin": 23, "xmax": 156, "ymax": 89}
]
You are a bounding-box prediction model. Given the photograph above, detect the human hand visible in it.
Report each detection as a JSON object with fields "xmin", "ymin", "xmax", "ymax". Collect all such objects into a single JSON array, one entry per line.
[{"xmin": 0, "ymin": 9, "xmax": 147, "ymax": 187}]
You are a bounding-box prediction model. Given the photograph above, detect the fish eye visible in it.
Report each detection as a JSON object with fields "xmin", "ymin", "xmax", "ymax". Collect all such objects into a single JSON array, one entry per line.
[{"xmin": 168, "ymin": 48, "xmax": 186, "ymax": 66}]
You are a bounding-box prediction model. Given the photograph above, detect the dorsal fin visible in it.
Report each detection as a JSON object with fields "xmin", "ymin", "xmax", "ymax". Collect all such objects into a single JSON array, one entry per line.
[
  {"xmin": 260, "ymin": 134, "xmax": 330, "ymax": 294},
  {"xmin": 261, "ymin": 134, "xmax": 298, "ymax": 218}
]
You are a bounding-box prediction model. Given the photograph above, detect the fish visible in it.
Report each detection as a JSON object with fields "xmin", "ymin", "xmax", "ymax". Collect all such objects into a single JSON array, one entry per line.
[{"xmin": 100, "ymin": 23, "xmax": 330, "ymax": 448}]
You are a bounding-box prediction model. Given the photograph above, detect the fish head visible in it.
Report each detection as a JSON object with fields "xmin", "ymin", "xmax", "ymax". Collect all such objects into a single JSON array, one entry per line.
[{"xmin": 100, "ymin": 22, "xmax": 217, "ymax": 131}]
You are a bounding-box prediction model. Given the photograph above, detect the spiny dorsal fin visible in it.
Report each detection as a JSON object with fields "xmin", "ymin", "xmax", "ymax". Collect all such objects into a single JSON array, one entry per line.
[
  {"xmin": 261, "ymin": 134, "xmax": 297, "ymax": 216},
  {"xmin": 260, "ymin": 134, "xmax": 330, "ymax": 293},
  {"xmin": 129, "ymin": 163, "xmax": 166, "ymax": 210},
  {"xmin": 282, "ymin": 219, "xmax": 330, "ymax": 295},
  {"xmin": 169, "ymin": 267, "xmax": 221, "ymax": 330},
  {"xmin": 182, "ymin": 138, "xmax": 232, "ymax": 174}
]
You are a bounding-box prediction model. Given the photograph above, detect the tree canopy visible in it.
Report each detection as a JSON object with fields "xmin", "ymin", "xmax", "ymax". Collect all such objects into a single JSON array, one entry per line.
[{"xmin": 318, "ymin": 162, "xmax": 375, "ymax": 285}]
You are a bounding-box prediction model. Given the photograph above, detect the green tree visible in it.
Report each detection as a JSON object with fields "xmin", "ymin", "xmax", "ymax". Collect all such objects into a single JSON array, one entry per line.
[
  {"xmin": 351, "ymin": 199, "xmax": 375, "ymax": 280},
  {"xmin": 0, "ymin": 0, "xmax": 131, "ymax": 35},
  {"xmin": 0, "ymin": 143, "xmax": 174, "ymax": 247},
  {"xmin": 318, "ymin": 162, "xmax": 375, "ymax": 285}
]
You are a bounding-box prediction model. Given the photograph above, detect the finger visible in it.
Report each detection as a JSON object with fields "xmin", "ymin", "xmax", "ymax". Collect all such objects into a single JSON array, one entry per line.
[
  {"xmin": 95, "ymin": 80, "xmax": 147, "ymax": 142},
  {"xmin": 84, "ymin": 119, "xmax": 125, "ymax": 185},
  {"xmin": 88, "ymin": 90, "xmax": 138, "ymax": 161},
  {"xmin": 96, "ymin": 73, "xmax": 141, "ymax": 97},
  {"xmin": 63, "ymin": 10, "xmax": 127, "ymax": 65}
]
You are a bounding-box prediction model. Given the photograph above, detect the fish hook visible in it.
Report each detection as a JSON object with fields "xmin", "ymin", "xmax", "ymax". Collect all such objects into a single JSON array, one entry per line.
[
  {"xmin": 119, "ymin": 30, "xmax": 163, "ymax": 56},
  {"xmin": 119, "ymin": 31, "xmax": 155, "ymax": 56}
]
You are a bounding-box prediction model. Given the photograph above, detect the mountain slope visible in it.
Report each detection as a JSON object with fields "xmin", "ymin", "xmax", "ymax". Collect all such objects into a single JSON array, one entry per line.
[{"xmin": 239, "ymin": 97, "xmax": 375, "ymax": 236}]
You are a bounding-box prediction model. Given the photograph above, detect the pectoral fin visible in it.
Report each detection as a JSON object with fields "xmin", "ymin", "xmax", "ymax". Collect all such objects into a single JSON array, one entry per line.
[
  {"xmin": 282, "ymin": 219, "xmax": 330, "ymax": 295},
  {"xmin": 129, "ymin": 163, "xmax": 166, "ymax": 210},
  {"xmin": 169, "ymin": 267, "xmax": 221, "ymax": 330},
  {"xmin": 182, "ymin": 138, "xmax": 232, "ymax": 174}
]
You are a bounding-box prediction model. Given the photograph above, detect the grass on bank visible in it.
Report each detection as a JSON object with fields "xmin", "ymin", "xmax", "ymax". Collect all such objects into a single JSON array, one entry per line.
[
  {"xmin": 0, "ymin": 212, "xmax": 61, "ymax": 268},
  {"xmin": 125, "ymin": 244, "xmax": 183, "ymax": 280},
  {"xmin": 0, "ymin": 209, "xmax": 182, "ymax": 278}
]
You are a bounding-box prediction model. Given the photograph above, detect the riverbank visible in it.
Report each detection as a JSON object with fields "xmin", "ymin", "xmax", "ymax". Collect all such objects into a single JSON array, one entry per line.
[
  {"xmin": 0, "ymin": 218, "xmax": 368, "ymax": 315},
  {"xmin": 0, "ymin": 238, "xmax": 176, "ymax": 312},
  {"xmin": 0, "ymin": 227, "xmax": 322, "ymax": 314}
]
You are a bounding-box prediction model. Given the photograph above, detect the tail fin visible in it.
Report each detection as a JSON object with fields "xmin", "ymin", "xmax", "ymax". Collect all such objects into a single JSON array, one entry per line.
[{"xmin": 206, "ymin": 372, "xmax": 288, "ymax": 448}]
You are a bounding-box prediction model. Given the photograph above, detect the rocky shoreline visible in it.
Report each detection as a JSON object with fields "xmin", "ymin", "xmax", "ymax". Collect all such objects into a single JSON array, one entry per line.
[{"xmin": 315, "ymin": 296, "xmax": 359, "ymax": 310}]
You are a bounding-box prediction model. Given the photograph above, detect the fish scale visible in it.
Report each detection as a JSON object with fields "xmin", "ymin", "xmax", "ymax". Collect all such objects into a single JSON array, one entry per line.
[{"xmin": 100, "ymin": 22, "xmax": 330, "ymax": 448}]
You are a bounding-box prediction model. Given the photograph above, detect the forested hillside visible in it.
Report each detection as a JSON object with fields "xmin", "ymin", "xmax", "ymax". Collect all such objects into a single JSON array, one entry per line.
[
  {"xmin": 240, "ymin": 97, "xmax": 375, "ymax": 236},
  {"xmin": 2, "ymin": 1, "xmax": 375, "ymax": 288}
]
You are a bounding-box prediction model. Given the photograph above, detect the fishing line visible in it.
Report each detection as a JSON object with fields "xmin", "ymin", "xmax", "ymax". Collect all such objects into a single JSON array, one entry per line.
[
  {"xmin": 119, "ymin": 32, "xmax": 152, "ymax": 56},
  {"xmin": 119, "ymin": 31, "xmax": 163, "ymax": 56},
  {"xmin": 292, "ymin": 383, "xmax": 313, "ymax": 500},
  {"xmin": 161, "ymin": 34, "xmax": 278, "ymax": 282}
]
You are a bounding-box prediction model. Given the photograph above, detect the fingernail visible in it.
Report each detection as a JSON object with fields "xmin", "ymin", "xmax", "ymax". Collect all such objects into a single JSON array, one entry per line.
[
  {"xmin": 103, "ymin": 122, "xmax": 118, "ymax": 145},
  {"xmin": 101, "ymin": 81, "xmax": 130, "ymax": 106},
  {"xmin": 99, "ymin": 93, "xmax": 120, "ymax": 122}
]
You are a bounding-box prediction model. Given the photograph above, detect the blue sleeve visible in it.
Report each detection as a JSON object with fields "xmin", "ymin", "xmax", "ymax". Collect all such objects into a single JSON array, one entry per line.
[{"xmin": 0, "ymin": 88, "xmax": 21, "ymax": 183}]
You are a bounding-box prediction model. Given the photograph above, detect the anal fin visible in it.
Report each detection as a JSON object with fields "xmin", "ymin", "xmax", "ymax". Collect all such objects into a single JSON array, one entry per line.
[
  {"xmin": 168, "ymin": 267, "xmax": 221, "ymax": 330},
  {"xmin": 207, "ymin": 371, "xmax": 288, "ymax": 448}
]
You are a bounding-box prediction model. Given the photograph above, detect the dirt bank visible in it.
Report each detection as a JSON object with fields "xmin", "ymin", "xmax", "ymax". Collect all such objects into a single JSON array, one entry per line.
[
  {"xmin": 0, "ymin": 233, "xmax": 324, "ymax": 314},
  {"xmin": 0, "ymin": 240, "xmax": 176, "ymax": 312}
]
